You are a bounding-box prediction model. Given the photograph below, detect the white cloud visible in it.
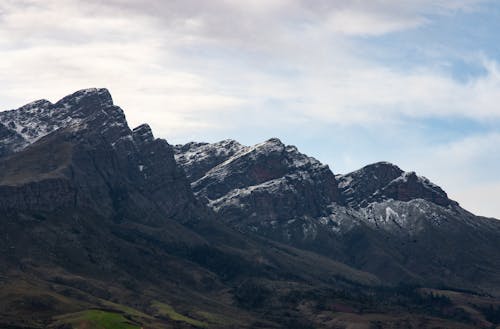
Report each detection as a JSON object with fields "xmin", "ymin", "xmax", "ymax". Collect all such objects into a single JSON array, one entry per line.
[
  {"xmin": 396, "ymin": 132, "xmax": 500, "ymax": 218},
  {"xmin": 455, "ymin": 183, "xmax": 500, "ymax": 219},
  {"xmin": 324, "ymin": 9, "xmax": 425, "ymax": 36},
  {"xmin": 1, "ymin": 0, "xmax": 497, "ymax": 131}
]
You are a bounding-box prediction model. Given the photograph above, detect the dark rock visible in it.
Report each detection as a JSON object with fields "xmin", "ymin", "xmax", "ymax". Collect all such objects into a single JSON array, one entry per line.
[
  {"xmin": 0, "ymin": 88, "xmax": 206, "ymax": 225},
  {"xmin": 1, "ymin": 88, "xmax": 500, "ymax": 329},
  {"xmin": 337, "ymin": 162, "xmax": 403, "ymax": 207},
  {"xmin": 180, "ymin": 138, "xmax": 341, "ymax": 225},
  {"xmin": 337, "ymin": 162, "xmax": 456, "ymax": 208},
  {"xmin": 132, "ymin": 123, "xmax": 154, "ymax": 146},
  {"xmin": 174, "ymin": 139, "xmax": 246, "ymax": 181},
  {"xmin": 374, "ymin": 171, "xmax": 456, "ymax": 207}
]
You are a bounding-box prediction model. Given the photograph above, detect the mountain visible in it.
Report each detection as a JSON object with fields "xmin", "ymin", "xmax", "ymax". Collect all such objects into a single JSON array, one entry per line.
[
  {"xmin": 0, "ymin": 88, "xmax": 499, "ymax": 329},
  {"xmin": 0, "ymin": 88, "xmax": 204, "ymax": 224},
  {"xmin": 337, "ymin": 161, "xmax": 456, "ymax": 208},
  {"xmin": 175, "ymin": 138, "xmax": 500, "ymax": 296}
]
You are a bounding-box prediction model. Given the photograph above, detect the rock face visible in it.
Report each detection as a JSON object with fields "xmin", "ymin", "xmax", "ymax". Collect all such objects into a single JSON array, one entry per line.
[
  {"xmin": 0, "ymin": 88, "xmax": 205, "ymax": 225},
  {"xmin": 337, "ymin": 162, "xmax": 404, "ymax": 207},
  {"xmin": 175, "ymin": 139, "xmax": 500, "ymax": 293},
  {"xmin": 1, "ymin": 88, "xmax": 500, "ymax": 329},
  {"xmin": 175, "ymin": 138, "xmax": 341, "ymax": 231},
  {"xmin": 0, "ymin": 89, "xmax": 391, "ymax": 329},
  {"xmin": 337, "ymin": 162, "xmax": 456, "ymax": 208},
  {"xmin": 174, "ymin": 141, "xmax": 460, "ymax": 235},
  {"xmin": 375, "ymin": 171, "xmax": 454, "ymax": 206},
  {"xmin": 174, "ymin": 139, "xmax": 246, "ymax": 181},
  {"xmin": 0, "ymin": 89, "xmax": 112, "ymax": 155}
]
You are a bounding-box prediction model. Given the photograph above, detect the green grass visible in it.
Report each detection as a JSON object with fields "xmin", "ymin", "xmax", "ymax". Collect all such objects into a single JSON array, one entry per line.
[
  {"xmin": 100, "ymin": 299, "xmax": 153, "ymax": 319},
  {"xmin": 55, "ymin": 309, "xmax": 140, "ymax": 329},
  {"xmin": 152, "ymin": 301, "xmax": 208, "ymax": 328},
  {"xmin": 196, "ymin": 310, "xmax": 235, "ymax": 326}
]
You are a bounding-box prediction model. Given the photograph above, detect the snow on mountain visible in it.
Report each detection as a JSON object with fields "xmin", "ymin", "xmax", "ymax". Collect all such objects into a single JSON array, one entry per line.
[
  {"xmin": 174, "ymin": 138, "xmax": 465, "ymax": 241},
  {"xmin": 0, "ymin": 88, "xmax": 120, "ymax": 155},
  {"xmin": 174, "ymin": 139, "xmax": 248, "ymax": 181},
  {"xmin": 2, "ymin": 88, "xmax": 499, "ymax": 301},
  {"xmin": 4, "ymin": 87, "xmax": 482, "ymax": 251},
  {"xmin": 187, "ymin": 138, "xmax": 336, "ymax": 201},
  {"xmin": 337, "ymin": 162, "xmax": 456, "ymax": 208},
  {"xmin": 336, "ymin": 161, "xmax": 404, "ymax": 207}
]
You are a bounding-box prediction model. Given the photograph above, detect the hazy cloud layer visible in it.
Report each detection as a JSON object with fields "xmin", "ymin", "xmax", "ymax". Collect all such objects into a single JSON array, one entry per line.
[{"xmin": 1, "ymin": 0, "xmax": 499, "ymax": 217}]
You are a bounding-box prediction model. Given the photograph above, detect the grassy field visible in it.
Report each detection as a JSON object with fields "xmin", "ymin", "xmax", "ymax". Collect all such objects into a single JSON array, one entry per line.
[
  {"xmin": 151, "ymin": 301, "xmax": 208, "ymax": 327},
  {"xmin": 53, "ymin": 309, "xmax": 140, "ymax": 329}
]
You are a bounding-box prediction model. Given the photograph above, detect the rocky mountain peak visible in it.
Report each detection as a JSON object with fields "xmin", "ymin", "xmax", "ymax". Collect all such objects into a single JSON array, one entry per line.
[
  {"xmin": 0, "ymin": 88, "xmax": 124, "ymax": 156},
  {"xmin": 375, "ymin": 171, "xmax": 455, "ymax": 207},
  {"xmin": 265, "ymin": 137, "xmax": 282, "ymax": 144},
  {"xmin": 174, "ymin": 138, "xmax": 341, "ymax": 233},
  {"xmin": 1, "ymin": 89, "xmax": 500, "ymax": 329},
  {"xmin": 249, "ymin": 137, "xmax": 285, "ymax": 155},
  {"xmin": 345, "ymin": 161, "xmax": 404, "ymax": 181},
  {"xmin": 132, "ymin": 123, "xmax": 155, "ymax": 146},
  {"xmin": 190, "ymin": 138, "xmax": 331, "ymax": 200},
  {"xmin": 0, "ymin": 88, "xmax": 205, "ymax": 226},
  {"xmin": 338, "ymin": 162, "xmax": 456, "ymax": 208},
  {"xmin": 17, "ymin": 99, "xmax": 53, "ymax": 111},
  {"xmin": 262, "ymin": 137, "xmax": 284, "ymax": 147},
  {"xmin": 55, "ymin": 88, "xmax": 113, "ymax": 108},
  {"xmin": 337, "ymin": 161, "xmax": 403, "ymax": 207},
  {"xmin": 174, "ymin": 139, "xmax": 247, "ymax": 181}
]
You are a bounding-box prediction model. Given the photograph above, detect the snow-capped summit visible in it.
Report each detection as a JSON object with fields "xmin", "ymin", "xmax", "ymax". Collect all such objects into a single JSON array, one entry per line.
[
  {"xmin": 0, "ymin": 88, "xmax": 204, "ymax": 225},
  {"xmin": 373, "ymin": 171, "xmax": 455, "ymax": 207},
  {"xmin": 174, "ymin": 139, "xmax": 247, "ymax": 181},
  {"xmin": 0, "ymin": 88, "xmax": 124, "ymax": 156},
  {"xmin": 185, "ymin": 138, "xmax": 333, "ymax": 200},
  {"xmin": 337, "ymin": 162, "xmax": 456, "ymax": 208},
  {"xmin": 55, "ymin": 88, "xmax": 113, "ymax": 109},
  {"xmin": 175, "ymin": 139, "xmax": 462, "ymax": 244},
  {"xmin": 174, "ymin": 138, "xmax": 341, "ymax": 235}
]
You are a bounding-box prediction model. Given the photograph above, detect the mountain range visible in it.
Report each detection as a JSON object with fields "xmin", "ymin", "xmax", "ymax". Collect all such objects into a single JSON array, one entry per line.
[{"xmin": 0, "ymin": 88, "xmax": 499, "ymax": 329}]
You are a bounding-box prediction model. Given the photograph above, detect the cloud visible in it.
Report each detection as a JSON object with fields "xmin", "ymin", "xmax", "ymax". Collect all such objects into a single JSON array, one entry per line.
[
  {"xmin": 301, "ymin": 57, "xmax": 500, "ymax": 124},
  {"xmin": 1, "ymin": 0, "xmax": 497, "ymax": 132},
  {"xmin": 387, "ymin": 131, "xmax": 500, "ymax": 218},
  {"xmin": 323, "ymin": 9, "xmax": 425, "ymax": 36},
  {"xmin": 456, "ymin": 183, "xmax": 500, "ymax": 218}
]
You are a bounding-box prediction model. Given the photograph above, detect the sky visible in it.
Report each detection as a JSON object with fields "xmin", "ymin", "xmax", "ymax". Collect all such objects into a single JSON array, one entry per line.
[{"xmin": 1, "ymin": 0, "xmax": 500, "ymax": 218}]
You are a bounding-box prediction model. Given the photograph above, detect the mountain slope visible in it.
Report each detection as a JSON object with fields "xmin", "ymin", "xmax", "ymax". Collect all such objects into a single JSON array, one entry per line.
[
  {"xmin": 0, "ymin": 89, "xmax": 385, "ymax": 329},
  {"xmin": 176, "ymin": 138, "xmax": 341, "ymax": 226},
  {"xmin": 175, "ymin": 139, "xmax": 500, "ymax": 296},
  {"xmin": 0, "ymin": 89, "xmax": 498, "ymax": 329},
  {"xmin": 336, "ymin": 161, "xmax": 456, "ymax": 208}
]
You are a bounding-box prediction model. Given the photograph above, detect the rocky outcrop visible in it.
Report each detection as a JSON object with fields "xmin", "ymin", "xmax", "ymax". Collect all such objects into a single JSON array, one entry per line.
[
  {"xmin": 192, "ymin": 138, "xmax": 339, "ymax": 198},
  {"xmin": 0, "ymin": 89, "xmax": 115, "ymax": 155},
  {"xmin": 0, "ymin": 122, "xmax": 25, "ymax": 157},
  {"xmin": 0, "ymin": 178, "xmax": 75, "ymax": 212},
  {"xmin": 337, "ymin": 162, "xmax": 404, "ymax": 207},
  {"xmin": 0, "ymin": 88, "xmax": 207, "ymax": 225},
  {"xmin": 175, "ymin": 138, "xmax": 341, "ymax": 228},
  {"xmin": 132, "ymin": 123, "xmax": 154, "ymax": 146},
  {"xmin": 175, "ymin": 137, "xmax": 500, "ymax": 293},
  {"xmin": 373, "ymin": 171, "xmax": 455, "ymax": 206},
  {"xmin": 174, "ymin": 139, "xmax": 247, "ymax": 181},
  {"xmin": 337, "ymin": 162, "xmax": 456, "ymax": 208}
]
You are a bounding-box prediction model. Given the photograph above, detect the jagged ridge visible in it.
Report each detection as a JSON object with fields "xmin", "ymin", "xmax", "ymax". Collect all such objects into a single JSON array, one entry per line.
[
  {"xmin": 175, "ymin": 138, "xmax": 500, "ymax": 293},
  {"xmin": 1, "ymin": 89, "xmax": 500, "ymax": 329}
]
